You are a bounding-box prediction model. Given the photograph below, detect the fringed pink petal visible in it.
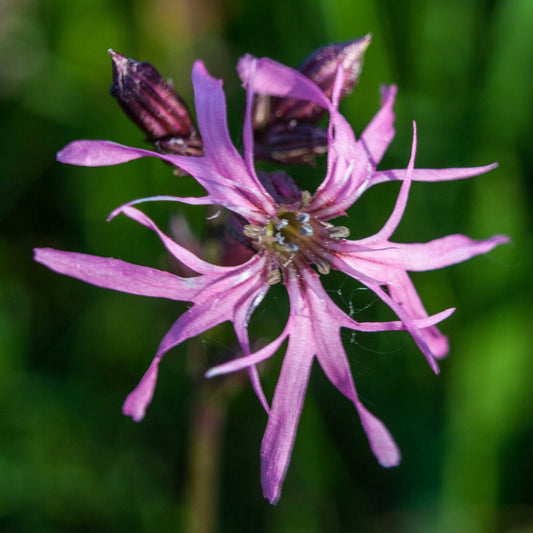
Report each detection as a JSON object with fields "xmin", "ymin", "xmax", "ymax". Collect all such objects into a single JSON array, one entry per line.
[
  {"xmin": 248, "ymin": 365, "xmax": 270, "ymax": 413},
  {"xmin": 310, "ymin": 87, "xmax": 397, "ymax": 219},
  {"xmin": 368, "ymin": 122, "xmax": 417, "ymax": 242},
  {"xmin": 367, "ymin": 234, "xmax": 510, "ymax": 272},
  {"xmin": 369, "ymin": 163, "xmax": 498, "ymax": 187},
  {"xmin": 33, "ymin": 248, "xmax": 197, "ymax": 301},
  {"xmin": 238, "ymin": 54, "xmax": 331, "ymax": 109},
  {"xmin": 57, "ymin": 140, "xmax": 168, "ymax": 167},
  {"xmin": 205, "ymin": 326, "xmax": 290, "ymax": 378},
  {"xmin": 155, "ymin": 257, "xmax": 268, "ymax": 358},
  {"xmin": 299, "ymin": 271, "xmax": 401, "ymax": 467},
  {"xmin": 191, "ymin": 61, "xmax": 273, "ymax": 215},
  {"xmin": 357, "ymin": 85, "xmax": 397, "ymax": 167},
  {"xmin": 260, "ymin": 323, "xmax": 315, "ymax": 505},
  {"xmin": 111, "ymin": 206, "xmax": 227, "ymax": 275},
  {"xmin": 356, "ymin": 403, "xmax": 401, "ymax": 467},
  {"xmin": 385, "ymin": 271, "xmax": 450, "ymax": 359},
  {"xmin": 369, "ymin": 281, "xmax": 440, "ymax": 372}
]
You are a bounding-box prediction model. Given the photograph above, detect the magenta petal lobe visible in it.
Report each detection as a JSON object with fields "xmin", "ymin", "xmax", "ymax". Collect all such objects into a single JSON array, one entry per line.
[
  {"xmin": 123, "ymin": 359, "xmax": 160, "ymax": 422},
  {"xmin": 356, "ymin": 403, "xmax": 401, "ymax": 467}
]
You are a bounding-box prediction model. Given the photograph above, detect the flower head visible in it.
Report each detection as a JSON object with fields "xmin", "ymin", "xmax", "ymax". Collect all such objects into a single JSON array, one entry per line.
[{"xmin": 34, "ymin": 48, "xmax": 508, "ymax": 504}]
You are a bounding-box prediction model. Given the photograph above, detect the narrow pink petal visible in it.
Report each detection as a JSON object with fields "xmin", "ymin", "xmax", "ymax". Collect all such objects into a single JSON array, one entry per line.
[
  {"xmin": 329, "ymin": 251, "xmax": 452, "ymax": 359},
  {"xmin": 370, "ymin": 163, "xmax": 498, "ymax": 186},
  {"xmin": 120, "ymin": 256, "xmax": 268, "ymax": 421},
  {"xmin": 260, "ymin": 324, "xmax": 315, "ymax": 505},
  {"xmin": 191, "ymin": 61, "xmax": 274, "ymax": 217},
  {"xmin": 354, "ymin": 307, "xmax": 455, "ymax": 332},
  {"xmin": 295, "ymin": 270, "xmax": 401, "ymax": 468},
  {"xmin": 57, "ymin": 139, "xmax": 264, "ymax": 220},
  {"xmin": 358, "ymin": 85, "xmax": 397, "ymax": 167},
  {"xmin": 356, "ymin": 404, "xmax": 400, "ymax": 467},
  {"xmin": 112, "ymin": 206, "xmax": 227, "ymax": 275},
  {"xmin": 205, "ymin": 327, "xmax": 290, "ymax": 378},
  {"xmin": 368, "ymin": 281, "xmax": 440, "ymax": 372},
  {"xmin": 238, "ymin": 54, "xmax": 331, "ymax": 109},
  {"xmin": 309, "ymin": 109, "xmax": 367, "ymax": 219},
  {"xmin": 57, "ymin": 140, "xmax": 168, "ymax": 167},
  {"xmin": 156, "ymin": 256, "xmax": 268, "ymax": 357},
  {"xmin": 242, "ymin": 56, "xmax": 258, "ymax": 180},
  {"xmin": 370, "ymin": 122, "xmax": 417, "ymax": 242},
  {"xmin": 232, "ymin": 276, "xmax": 270, "ymax": 352},
  {"xmin": 310, "ymin": 86, "xmax": 397, "ymax": 219},
  {"xmin": 248, "ymin": 365, "xmax": 270, "ymax": 413},
  {"xmin": 33, "ymin": 248, "xmax": 198, "ymax": 300},
  {"xmin": 123, "ymin": 359, "xmax": 160, "ymax": 421},
  {"xmin": 191, "ymin": 61, "xmax": 242, "ymax": 168},
  {"xmin": 385, "ymin": 271, "xmax": 450, "ymax": 359},
  {"xmin": 107, "ymin": 195, "xmax": 216, "ymax": 213},
  {"xmin": 367, "ymin": 234, "xmax": 510, "ymax": 271},
  {"xmin": 301, "ymin": 264, "xmax": 454, "ymax": 334}
]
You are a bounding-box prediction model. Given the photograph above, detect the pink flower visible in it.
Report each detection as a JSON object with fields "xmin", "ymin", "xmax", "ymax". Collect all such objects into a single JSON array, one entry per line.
[{"xmin": 34, "ymin": 54, "xmax": 508, "ymax": 504}]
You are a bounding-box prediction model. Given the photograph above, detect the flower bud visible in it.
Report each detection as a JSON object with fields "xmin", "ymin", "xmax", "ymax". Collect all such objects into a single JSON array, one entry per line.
[
  {"xmin": 254, "ymin": 122, "xmax": 328, "ymax": 165},
  {"xmin": 109, "ymin": 49, "xmax": 202, "ymax": 157}
]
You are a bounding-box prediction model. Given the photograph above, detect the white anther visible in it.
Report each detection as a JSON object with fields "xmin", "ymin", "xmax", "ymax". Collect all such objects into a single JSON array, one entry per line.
[
  {"xmin": 299, "ymin": 224, "xmax": 313, "ymax": 237},
  {"xmin": 275, "ymin": 219, "xmax": 289, "ymax": 230},
  {"xmin": 296, "ymin": 213, "xmax": 310, "ymax": 224}
]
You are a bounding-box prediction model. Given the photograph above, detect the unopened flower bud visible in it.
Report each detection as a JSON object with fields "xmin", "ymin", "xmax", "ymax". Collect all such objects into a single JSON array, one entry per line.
[
  {"xmin": 254, "ymin": 122, "xmax": 328, "ymax": 165},
  {"xmin": 109, "ymin": 49, "xmax": 202, "ymax": 157},
  {"xmin": 257, "ymin": 170, "xmax": 302, "ymax": 204}
]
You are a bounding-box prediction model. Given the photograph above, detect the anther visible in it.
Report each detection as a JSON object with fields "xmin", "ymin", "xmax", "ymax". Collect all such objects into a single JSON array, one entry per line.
[
  {"xmin": 299, "ymin": 224, "xmax": 313, "ymax": 237},
  {"xmin": 285, "ymin": 242, "xmax": 299, "ymax": 252},
  {"xmin": 328, "ymin": 226, "xmax": 350, "ymax": 239},
  {"xmin": 300, "ymin": 190, "xmax": 312, "ymax": 208},
  {"xmin": 296, "ymin": 213, "xmax": 310, "ymax": 224},
  {"xmin": 244, "ymin": 225, "xmax": 265, "ymax": 238},
  {"xmin": 267, "ymin": 269, "xmax": 282, "ymax": 285},
  {"xmin": 275, "ymin": 219, "xmax": 289, "ymax": 230},
  {"xmin": 315, "ymin": 258, "xmax": 331, "ymax": 275}
]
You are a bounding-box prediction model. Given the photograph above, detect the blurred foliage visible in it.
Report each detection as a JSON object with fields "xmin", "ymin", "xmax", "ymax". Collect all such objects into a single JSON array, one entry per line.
[{"xmin": 1, "ymin": 0, "xmax": 532, "ymax": 531}]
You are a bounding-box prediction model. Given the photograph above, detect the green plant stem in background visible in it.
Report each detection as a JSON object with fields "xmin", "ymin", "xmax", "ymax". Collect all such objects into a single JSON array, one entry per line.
[{"xmin": 186, "ymin": 382, "xmax": 227, "ymax": 533}]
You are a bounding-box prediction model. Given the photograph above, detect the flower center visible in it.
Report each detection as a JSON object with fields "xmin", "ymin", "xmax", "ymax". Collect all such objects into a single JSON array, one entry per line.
[{"xmin": 243, "ymin": 191, "xmax": 350, "ymax": 283}]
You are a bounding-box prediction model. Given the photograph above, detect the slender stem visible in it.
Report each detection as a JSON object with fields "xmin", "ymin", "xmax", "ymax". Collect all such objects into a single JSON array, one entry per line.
[{"xmin": 185, "ymin": 383, "xmax": 227, "ymax": 533}]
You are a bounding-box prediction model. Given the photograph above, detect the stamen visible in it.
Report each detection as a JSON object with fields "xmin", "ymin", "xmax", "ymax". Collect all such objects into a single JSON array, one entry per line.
[
  {"xmin": 328, "ymin": 226, "xmax": 350, "ymax": 239},
  {"xmin": 296, "ymin": 213, "xmax": 310, "ymax": 223},
  {"xmin": 318, "ymin": 220, "xmax": 334, "ymax": 229},
  {"xmin": 244, "ymin": 225, "xmax": 265, "ymax": 238},
  {"xmin": 299, "ymin": 224, "xmax": 313, "ymax": 237},
  {"xmin": 315, "ymin": 258, "xmax": 331, "ymax": 275},
  {"xmin": 300, "ymin": 190, "xmax": 312, "ymax": 208},
  {"xmin": 285, "ymin": 242, "xmax": 299, "ymax": 252},
  {"xmin": 275, "ymin": 232, "xmax": 286, "ymax": 245},
  {"xmin": 267, "ymin": 269, "xmax": 281, "ymax": 285},
  {"xmin": 275, "ymin": 219, "xmax": 289, "ymax": 230}
]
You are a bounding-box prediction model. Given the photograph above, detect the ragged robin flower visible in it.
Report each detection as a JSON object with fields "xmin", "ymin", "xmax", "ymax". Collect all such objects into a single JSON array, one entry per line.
[{"xmin": 34, "ymin": 47, "xmax": 508, "ymax": 504}]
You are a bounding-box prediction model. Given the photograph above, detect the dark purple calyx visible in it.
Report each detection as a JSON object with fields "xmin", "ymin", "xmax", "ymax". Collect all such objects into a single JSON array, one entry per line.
[{"xmin": 109, "ymin": 49, "xmax": 203, "ymax": 157}]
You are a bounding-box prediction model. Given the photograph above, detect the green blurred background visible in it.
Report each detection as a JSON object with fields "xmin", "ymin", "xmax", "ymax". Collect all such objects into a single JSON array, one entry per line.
[{"xmin": 1, "ymin": 0, "xmax": 532, "ymax": 531}]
